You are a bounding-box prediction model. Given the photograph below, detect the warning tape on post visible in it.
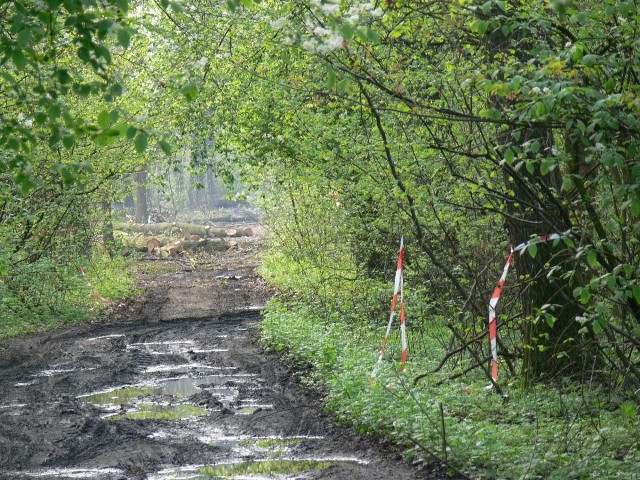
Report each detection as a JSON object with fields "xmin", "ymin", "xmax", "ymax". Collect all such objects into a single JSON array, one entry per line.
[
  {"xmin": 488, "ymin": 231, "xmax": 570, "ymax": 382},
  {"xmin": 371, "ymin": 237, "xmax": 407, "ymax": 379}
]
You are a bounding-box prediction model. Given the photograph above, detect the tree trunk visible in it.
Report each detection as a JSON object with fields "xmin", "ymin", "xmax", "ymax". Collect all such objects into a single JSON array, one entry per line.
[
  {"xmin": 101, "ymin": 201, "xmax": 115, "ymax": 253},
  {"xmin": 134, "ymin": 170, "xmax": 148, "ymax": 224},
  {"xmin": 486, "ymin": 24, "xmax": 593, "ymax": 384}
]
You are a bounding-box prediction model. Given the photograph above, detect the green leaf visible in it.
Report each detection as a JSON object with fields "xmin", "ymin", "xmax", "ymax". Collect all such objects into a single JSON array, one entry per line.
[
  {"xmin": 582, "ymin": 54, "xmax": 597, "ymax": 67},
  {"xmin": 126, "ymin": 126, "xmax": 137, "ymax": 139},
  {"xmin": 117, "ymin": 28, "xmax": 131, "ymax": 48},
  {"xmin": 55, "ymin": 68, "xmax": 72, "ymax": 84},
  {"xmin": 620, "ymin": 401, "xmax": 637, "ymax": 419},
  {"xmin": 115, "ymin": 0, "xmax": 129, "ymax": 13},
  {"xmin": 580, "ymin": 288, "xmax": 590, "ymax": 304},
  {"xmin": 159, "ymin": 139, "xmax": 172, "ymax": 156},
  {"xmin": 62, "ymin": 135, "xmax": 75, "ymax": 149},
  {"xmin": 48, "ymin": 103, "xmax": 61, "ymax": 119},
  {"xmin": 525, "ymin": 160, "xmax": 535, "ymax": 175},
  {"xmin": 134, "ymin": 132, "xmax": 148, "ymax": 153},
  {"xmin": 180, "ymin": 83, "xmax": 198, "ymax": 102},
  {"xmin": 35, "ymin": 112, "xmax": 48, "ymax": 125},
  {"xmin": 11, "ymin": 49, "xmax": 27, "ymax": 69},
  {"xmin": 472, "ymin": 20, "xmax": 489, "ymax": 36},
  {"xmin": 17, "ymin": 28, "xmax": 33, "ymax": 47},
  {"xmin": 340, "ymin": 23, "xmax": 354, "ymax": 41},
  {"xmin": 633, "ymin": 285, "xmax": 640, "ymax": 304},
  {"xmin": 586, "ymin": 250, "xmax": 598, "ymax": 268},
  {"xmin": 98, "ymin": 110, "xmax": 111, "ymax": 129},
  {"xmin": 528, "ymin": 243, "xmax": 538, "ymax": 259},
  {"xmin": 504, "ymin": 148, "xmax": 514, "ymax": 164},
  {"xmin": 592, "ymin": 318, "xmax": 601, "ymax": 334}
]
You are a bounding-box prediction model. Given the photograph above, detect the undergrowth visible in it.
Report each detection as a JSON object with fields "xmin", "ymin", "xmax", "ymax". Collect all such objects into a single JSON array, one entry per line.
[
  {"xmin": 260, "ymin": 300, "xmax": 640, "ymax": 479},
  {"xmin": 259, "ymin": 241, "xmax": 640, "ymax": 480},
  {"xmin": 0, "ymin": 251, "xmax": 137, "ymax": 340}
]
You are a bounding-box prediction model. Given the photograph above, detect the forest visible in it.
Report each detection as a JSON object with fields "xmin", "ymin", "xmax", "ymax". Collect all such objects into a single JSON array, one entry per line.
[{"xmin": 1, "ymin": 0, "xmax": 639, "ymax": 478}]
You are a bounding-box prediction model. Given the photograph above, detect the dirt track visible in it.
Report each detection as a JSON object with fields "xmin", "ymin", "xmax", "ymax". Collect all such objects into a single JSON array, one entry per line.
[{"xmin": 0, "ymin": 233, "xmax": 442, "ymax": 480}]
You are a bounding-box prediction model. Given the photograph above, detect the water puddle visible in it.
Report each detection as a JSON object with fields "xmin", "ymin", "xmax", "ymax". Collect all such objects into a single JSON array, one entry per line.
[
  {"xmin": 143, "ymin": 364, "xmax": 237, "ymax": 374},
  {"xmin": 198, "ymin": 459, "xmax": 333, "ymax": 477},
  {"xmin": 126, "ymin": 340, "xmax": 229, "ymax": 355},
  {"xmin": 33, "ymin": 367, "xmax": 97, "ymax": 378},
  {"xmin": 109, "ymin": 403, "xmax": 209, "ymax": 421},
  {"xmin": 234, "ymin": 405, "xmax": 273, "ymax": 415},
  {"xmin": 82, "ymin": 334, "xmax": 126, "ymax": 342},
  {"xmin": 151, "ymin": 457, "xmax": 367, "ymax": 479},
  {"xmin": 80, "ymin": 385, "xmax": 160, "ymax": 405},
  {"xmin": 14, "ymin": 380, "xmax": 37, "ymax": 387},
  {"xmin": 4, "ymin": 467, "xmax": 124, "ymax": 478},
  {"xmin": 0, "ymin": 403, "xmax": 26, "ymax": 416},
  {"xmin": 79, "ymin": 373, "xmax": 268, "ymax": 418}
]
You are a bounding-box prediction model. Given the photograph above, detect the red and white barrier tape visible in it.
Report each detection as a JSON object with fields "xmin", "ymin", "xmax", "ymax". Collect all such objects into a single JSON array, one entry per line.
[
  {"xmin": 371, "ymin": 237, "xmax": 407, "ymax": 378},
  {"xmin": 489, "ymin": 231, "xmax": 570, "ymax": 381}
]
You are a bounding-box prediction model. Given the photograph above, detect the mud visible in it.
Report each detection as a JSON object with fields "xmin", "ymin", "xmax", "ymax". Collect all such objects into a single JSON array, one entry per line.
[{"xmin": 0, "ymin": 227, "xmax": 446, "ymax": 480}]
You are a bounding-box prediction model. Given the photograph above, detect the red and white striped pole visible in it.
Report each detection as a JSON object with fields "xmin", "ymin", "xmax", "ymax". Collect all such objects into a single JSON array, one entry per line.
[
  {"xmin": 488, "ymin": 231, "xmax": 570, "ymax": 382},
  {"xmin": 488, "ymin": 248, "xmax": 513, "ymax": 381},
  {"xmin": 371, "ymin": 237, "xmax": 405, "ymax": 378}
]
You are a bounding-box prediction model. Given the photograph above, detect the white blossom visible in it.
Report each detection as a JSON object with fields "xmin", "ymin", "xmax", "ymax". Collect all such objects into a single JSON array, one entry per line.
[
  {"xmin": 313, "ymin": 26, "xmax": 331, "ymax": 37},
  {"xmin": 270, "ymin": 17, "xmax": 287, "ymax": 30},
  {"xmin": 322, "ymin": 3, "xmax": 340, "ymax": 15},
  {"xmin": 302, "ymin": 39, "xmax": 318, "ymax": 52}
]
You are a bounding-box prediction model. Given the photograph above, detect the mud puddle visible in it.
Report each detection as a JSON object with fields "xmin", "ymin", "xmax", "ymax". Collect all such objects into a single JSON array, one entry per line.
[{"xmin": 0, "ymin": 233, "xmax": 439, "ymax": 480}]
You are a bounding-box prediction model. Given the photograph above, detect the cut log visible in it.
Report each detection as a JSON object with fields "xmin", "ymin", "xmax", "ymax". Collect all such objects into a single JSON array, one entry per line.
[
  {"xmin": 180, "ymin": 238, "xmax": 206, "ymax": 250},
  {"xmin": 146, "ymin": 238, "xmax": 161, "ymax": 253},
  {"xmin": 242, "ymin": 227, "xmax": 254, "ymax": 237},
  {"xmin": 114, "ymin": 222, "xmax": 254, "ymax": 238},
  {"xmin": 202, "ymin": 239, "xmax": 229, "ymax": 252}
]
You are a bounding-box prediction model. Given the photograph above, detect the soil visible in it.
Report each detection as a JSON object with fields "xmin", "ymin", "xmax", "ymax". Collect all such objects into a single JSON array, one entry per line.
[{"xmin": 0, "ymin": 223, "xmax": 450, "ymax": 480}]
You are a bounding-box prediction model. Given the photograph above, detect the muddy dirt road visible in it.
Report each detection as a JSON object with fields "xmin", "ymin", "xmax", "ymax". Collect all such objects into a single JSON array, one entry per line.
[{"xmin": 0, "ymin": 232, "xmax": 437, "ymax": 480}]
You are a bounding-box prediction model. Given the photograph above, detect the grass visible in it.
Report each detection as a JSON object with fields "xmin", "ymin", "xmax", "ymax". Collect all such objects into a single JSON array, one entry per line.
[
  {"xmin": 0, "ymin": 250, "xmax": 138, "ymax": 340},
  {"xmin": 259, "ymin": 299, "xmax": 640, "ymax": 480}
]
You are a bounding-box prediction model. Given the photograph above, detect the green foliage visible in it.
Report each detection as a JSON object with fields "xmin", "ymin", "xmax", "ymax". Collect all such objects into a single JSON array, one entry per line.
[
  {"xmin": 261, "ymin": 299, "xmax": 640, "ymax": 479},
  {"xmin": 0, "ymin": 248, "xmax": 136, "ymax": 340}
]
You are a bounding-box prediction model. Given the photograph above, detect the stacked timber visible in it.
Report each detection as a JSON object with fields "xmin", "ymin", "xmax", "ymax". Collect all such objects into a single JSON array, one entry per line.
[{"xmin": 116, "ymin": 223, "xmax": 249, "ymax": 257}]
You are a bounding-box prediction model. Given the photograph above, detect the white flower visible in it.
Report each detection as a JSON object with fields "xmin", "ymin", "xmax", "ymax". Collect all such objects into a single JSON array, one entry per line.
[
  {"xmin": 270, "ymin": 17, "xmax": 287, "ymax": 30},
  {"xmin": 326, "ymin": 34, "xmax": 344, "ymax": 50},
  {"xmin": 195, "ymin": 56, "xmax": 208, "ymax": 69},
  {"xmin": 313, "ymin": 26, "xmax": 331, "ymax": 37},
  {"xmin": 302, "ymin": 39, "xmax": 317, "ymax": 52},
  {"xmin": 371, "ymin": 7, "xmax": 384, "ymax": 17},
  {"xmin": 318, "ymin": 34, "xmax": 344, "ymax": 53},
  {"xmin": 322, "ymin": 3, "xmax": 340, "ymax": 15},
  {"xmin": 531, "ymin": 87, "xmax": 541, "ymax": 94}
]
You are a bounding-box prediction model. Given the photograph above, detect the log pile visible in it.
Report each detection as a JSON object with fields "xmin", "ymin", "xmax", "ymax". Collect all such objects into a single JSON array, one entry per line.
[
  {"xmin": 116, "ymin": 225, "xmax": 248, "ymax": 257},
  {"xmin": 114, "ymin": 222, "xmax": 253, "ymax": 239}
]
